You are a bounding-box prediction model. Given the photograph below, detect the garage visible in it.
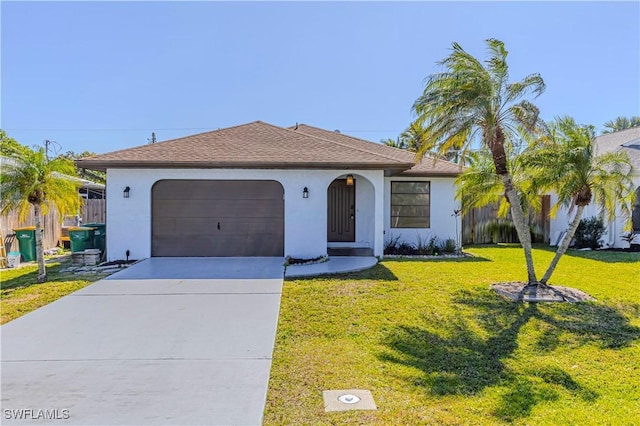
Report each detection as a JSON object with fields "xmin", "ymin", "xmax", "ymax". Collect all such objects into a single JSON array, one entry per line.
[{"xmin": 152, "ymin": 180, "xmax": 284, "ymax": 257}]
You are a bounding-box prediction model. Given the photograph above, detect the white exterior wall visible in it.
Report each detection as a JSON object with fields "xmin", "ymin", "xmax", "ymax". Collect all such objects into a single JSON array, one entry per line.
[
  {"xmin": 383, "ymin": 176, "xmax": 460, "ymax": 248},
  {"xmin": 549, "ymin": 174, "xmax": 640, "ymax": 248},
  {"xmin": 105, "ymin": 168, "xmax": 385, "ymax": 261}
]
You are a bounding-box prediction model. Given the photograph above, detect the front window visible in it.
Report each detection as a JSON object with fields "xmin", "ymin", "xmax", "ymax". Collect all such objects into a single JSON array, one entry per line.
[{"xmin": 391, "ymin": 181, "xmax": 430, "ymax": 228}]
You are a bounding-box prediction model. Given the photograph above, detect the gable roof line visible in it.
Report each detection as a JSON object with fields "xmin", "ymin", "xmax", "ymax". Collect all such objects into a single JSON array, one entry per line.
[
  {"xmin": 291, "ymin": 123, "xmax": 462, "ymax": 169},
  {"xmin": 82, "ymin": 120, "xmax": 412, "ymax": 168},
  {"xmin": 257, "ymin": 121, "xmax": 413, "ymax": 167},
  {"xmin": 288, "ymin": 123, "xmax": 415, "ymax": 164}
]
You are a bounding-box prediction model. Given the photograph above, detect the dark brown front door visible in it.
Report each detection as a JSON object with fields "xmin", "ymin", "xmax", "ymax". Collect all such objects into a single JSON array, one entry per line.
[
  {"xmin": 327, "ymin": 179, "xmax": 355, "ymax": 242},
  {"xmin": 152, "ymin": 180, "xmax": 284, "ymax": 257}
]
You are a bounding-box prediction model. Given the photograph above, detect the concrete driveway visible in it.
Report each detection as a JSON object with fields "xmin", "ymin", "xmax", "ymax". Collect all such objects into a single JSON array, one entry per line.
[{"xmin": 1, "ymin": 257, "xmax": 285, "ymax": 425}]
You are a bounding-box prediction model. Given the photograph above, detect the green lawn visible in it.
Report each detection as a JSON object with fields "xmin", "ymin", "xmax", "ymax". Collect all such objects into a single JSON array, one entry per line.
[
  {"xmin": 1, "ymin": 259, "xmax": 110, "ymax": 324},
  {"xmin": 264, "ymin": 245, "xmax": 640, "ymax": 425}
]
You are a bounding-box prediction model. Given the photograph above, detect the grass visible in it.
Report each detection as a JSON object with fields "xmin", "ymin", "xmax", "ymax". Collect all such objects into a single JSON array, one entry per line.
[
  {"xmin": 264, "ymin": 245, "xmax": 640, "ymax": 425},
  {"xmin": 1, "ymin": 257, "xmax": 110, "ymax": 324}
]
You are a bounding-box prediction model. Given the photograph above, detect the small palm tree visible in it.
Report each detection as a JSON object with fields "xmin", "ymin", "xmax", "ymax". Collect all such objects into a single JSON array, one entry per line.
[
  {"xmin": 381, "ymin": 137, "xmax": 408, "ymax": 149},
  {"xmin": 602, "ymin": 116, "xmax": 640, "ymax": 134},
  {"xmin": 455, "ymin": 148, "xmax": 542, "ymax": 220},
  {"xmin": 1, "ymin": 142, "xmax": 80, "ymax": 282},
  {"xmin": 413, "ymin": 38, "xmax": 545, "ymax": 285},
  {"xmin": 524, "ymin": 117, "xmax": 635, "ymax": 284}
]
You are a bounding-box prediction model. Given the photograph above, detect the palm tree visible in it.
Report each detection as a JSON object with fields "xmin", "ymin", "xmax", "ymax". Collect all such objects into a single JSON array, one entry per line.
[
  {"xmin": 1, "ymin": 142, "xmax": 81, "ymax": 282},
  {"xmin": 455, "ymin": 148, "xmax": 542, "ymax": 220},
  {"xmin": 413, "ymin": 38, "xmax": 545, "ymax": 285},
  {"xmin": 398, "ymin": 121, "xmax": 426, "ymax": 153},
  {"xmin": 381, "ymin": 137, "xmax": 408, "ymax": 149},
  {"xmin": 523, "ymin": 117, "xmax": 635, "ymax": 284},
  {"xmin": 602, "ymin": 116, "xmax": 640, "ymax": 134}
]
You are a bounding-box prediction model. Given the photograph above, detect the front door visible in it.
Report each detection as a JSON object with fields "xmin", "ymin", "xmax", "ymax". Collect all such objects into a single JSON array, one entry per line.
[{"xmin": 327, "ymin": 179, "xmax": 355, "ymax": 242}]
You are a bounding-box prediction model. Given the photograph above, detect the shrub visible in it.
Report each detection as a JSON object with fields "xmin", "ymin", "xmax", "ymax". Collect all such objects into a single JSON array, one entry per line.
[
  {"xmin": 397, "ymin": 242, "xmax": 416, "ymax": 255},
  {"xmin": 428, "ymin": 236, "xmax": 440, "ymax": 255},
  {"xmin": 384, "ymin": 234, "xmax": 401, "ymax": 255},
  {"xmin": 441, "ymin": 238, "xmax": 457, "ymax": 253},
  {"xmin": 484, "ymin": 220, "xmax": 518, "ymax": 243},
  {"xmin": 416, "ymin": 234, "xmax": 439, "ymax": 255},
  {"xmin": 574, "ymin": 216, "xmax": 605, "ymax": 249}
]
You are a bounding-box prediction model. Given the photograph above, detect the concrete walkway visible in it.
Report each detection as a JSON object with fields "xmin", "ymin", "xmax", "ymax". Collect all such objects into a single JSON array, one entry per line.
[
  {"xmin": 1, "ymin": 258, "xmax": 284, "ymax": 425},
  {"xmin": 285, "ymin": 256, "xmax": 378, "ymax": 278}
]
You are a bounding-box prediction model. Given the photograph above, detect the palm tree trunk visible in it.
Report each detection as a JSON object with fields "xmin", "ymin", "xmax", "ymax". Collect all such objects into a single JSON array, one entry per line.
[
  {"xmin": 501, "ymin": 175, "xmax": 538, "ymax": 285},
  {"xmin": 488, "ymin": 130, "xmax": 538, "ymax": 285},
  {"xmin": 33, "ymin": 203, "xmax": 47, "ymax": 283},
  {"xmin": 540, "ymin": 204, "xmax": 584, "ymax": 285}
]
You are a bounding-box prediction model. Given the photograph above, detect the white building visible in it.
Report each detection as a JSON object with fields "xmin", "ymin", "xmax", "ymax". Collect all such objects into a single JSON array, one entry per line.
[
  {"xmin": 77, "ymin": 121, "xmax": 463, "ymax": 261},
  {"xmin": 549, "ymin": 127, "xmax": 640, "ymax": 248}
]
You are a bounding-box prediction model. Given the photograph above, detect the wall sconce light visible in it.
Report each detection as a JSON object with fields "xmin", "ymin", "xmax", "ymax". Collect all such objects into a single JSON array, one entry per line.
[
  {"xmin": 303, "ymin": 187, "xmax": 309, "ymax": 198},
  {"xmin": 346, "ymin": 175, "xmax": 354, "ymax": 186},
  {"xmin": 123, "ymin": 186, "xmax": 130, "ymax": 198}
]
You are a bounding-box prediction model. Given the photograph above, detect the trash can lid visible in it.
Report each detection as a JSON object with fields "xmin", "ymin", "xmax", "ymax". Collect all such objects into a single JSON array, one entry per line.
[
  {"xmin": 13, "ymin": 226, "xmax": 36, "ymax": 231},
  {"xmin": 68, "ymin": 227, "xmax": 95, "ymax": 231}
]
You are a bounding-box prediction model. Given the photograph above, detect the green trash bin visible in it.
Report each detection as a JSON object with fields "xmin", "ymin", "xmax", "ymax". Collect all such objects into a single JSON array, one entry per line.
[
  {"xmin": 68, "ymin": 227, "xmax": 95, "ymax": 253},
  {"xmin": 84, "ymin": 223, "xmax": 106, "ymax": 254},
  {"xmin": 14, "ymin": 226, "xmax": 37, "ymax": 262}
]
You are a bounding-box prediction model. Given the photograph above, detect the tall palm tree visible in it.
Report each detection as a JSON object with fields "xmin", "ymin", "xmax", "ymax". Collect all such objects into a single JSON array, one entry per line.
[
  {"xmin": 523, "ymin": 117, "xmax": 635, "ymax": 284},
  {"xmin": 1, "ymin": 143, "xmax": 80, "ymax": 282},
  {"xmin": 602, "ymin": 116, "xmax": 640, "ymax": 134},
  {"xmin": 413, "ymin": 38, "xmax": 545, "ymax": 285}
]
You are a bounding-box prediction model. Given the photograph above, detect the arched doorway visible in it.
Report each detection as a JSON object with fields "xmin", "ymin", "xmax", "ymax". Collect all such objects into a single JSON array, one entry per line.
[
  {"xmin": 326, "ymin": 174, "xmax": 376, "ymax": 253},
  {"xmin": 327, "ymin": 178, "xmax": 355, "ymax": 242}
]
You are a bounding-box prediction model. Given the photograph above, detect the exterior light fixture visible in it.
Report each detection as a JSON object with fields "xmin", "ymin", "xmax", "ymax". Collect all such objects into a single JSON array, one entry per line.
[
  {"xmin": 303, "ymin": 187, "xmax": 309, "ymax": 198},
  {"xmin": 123, "ymin": 186, "xmax": 130, "ymax": 198},
  {"xmin": 346, "ymin": 175, "xmax": 354, "ymax": 186}
]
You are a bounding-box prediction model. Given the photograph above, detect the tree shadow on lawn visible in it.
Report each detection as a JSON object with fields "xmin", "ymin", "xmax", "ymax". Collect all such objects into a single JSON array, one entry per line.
[
  {"xmin": 379, "ymin": 290, "xmax": 640, "ymax": 422},
  {"xmin": 300, "ymin": 256, "xmax": 493, "ymax": 282},
  {"xmin": 287, "ymin": 263, "xmax": 400, "ymax": 281},
  {"xmin": 383, "ymin": 255, "xmax": 491, "ymax": 263}
]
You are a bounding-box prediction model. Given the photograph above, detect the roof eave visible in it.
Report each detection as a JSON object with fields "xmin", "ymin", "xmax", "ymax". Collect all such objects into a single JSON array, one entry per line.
[
  {"xmin": 75, "ymin": 160, "xmax": 415, "ymax": 172},
  {"xmin": 393, "ymin": 170, "xmax": 463, "ymax": 177}
]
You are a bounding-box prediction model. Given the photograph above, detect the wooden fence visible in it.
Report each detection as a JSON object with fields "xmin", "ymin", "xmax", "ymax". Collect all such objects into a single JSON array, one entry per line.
[
  {"xmin": 462, "ymin": 195, "xmax": 550, "ymax": 245},
  {"xmin": 1, "ymin": 199, "xmax": 106, "ymax": 252}
]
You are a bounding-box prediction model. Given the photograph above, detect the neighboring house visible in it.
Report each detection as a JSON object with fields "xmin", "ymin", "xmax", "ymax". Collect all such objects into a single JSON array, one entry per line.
[
  {"xmin": 549, "ymin": 126, "xmax": 640, "ymax": 248},
  {"xmin": 54, "ymin": 173, "xmax": 106, "ymax": 200},
  {"xmin": 76, "ymin": 121, "xmax": 462, "ymax": 261}
]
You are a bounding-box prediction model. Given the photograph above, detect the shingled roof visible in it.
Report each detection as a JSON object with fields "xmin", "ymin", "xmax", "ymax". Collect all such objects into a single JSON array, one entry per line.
[
  {"xmin": 594, "ymin": 126, "xmax": 640, "ymax": 174},
  {"xmin": 290, "ymin": 124, "xmax": 463, "ymax": 176},
  {"xmin": 76, "ymin": 121, "xmax": 463, "ymax": 176}
]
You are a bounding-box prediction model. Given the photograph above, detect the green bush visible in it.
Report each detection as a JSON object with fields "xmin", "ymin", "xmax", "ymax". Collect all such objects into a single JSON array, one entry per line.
[
  {"xmin": 441, "ymin": 238, "xmax": 457, "ymax": 253},
  {"xmin": 574, "ymin": 216, "xmax": 605, "ymax": 249}
]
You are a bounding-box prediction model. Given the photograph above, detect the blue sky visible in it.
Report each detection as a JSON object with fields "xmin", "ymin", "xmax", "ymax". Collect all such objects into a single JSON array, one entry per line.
[{"xmin": 1, "ymin": 1, "xmax": 639, "ymax": 154}]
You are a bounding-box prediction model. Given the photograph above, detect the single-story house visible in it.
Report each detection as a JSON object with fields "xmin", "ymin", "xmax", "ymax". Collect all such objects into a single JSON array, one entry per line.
[
  {"xmin": 549, "ymin": 126, "xmax": 640, "ymax": 248},
  {"xmin": 76, "ymin": 121, "xmax": 463, "ymax": 260}
]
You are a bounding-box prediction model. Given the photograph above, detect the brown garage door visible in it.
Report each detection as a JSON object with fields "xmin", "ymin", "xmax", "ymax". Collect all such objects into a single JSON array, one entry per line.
[{"xmin": 152, "ymin": 180, "xmax": 284, "ymax": 257}]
